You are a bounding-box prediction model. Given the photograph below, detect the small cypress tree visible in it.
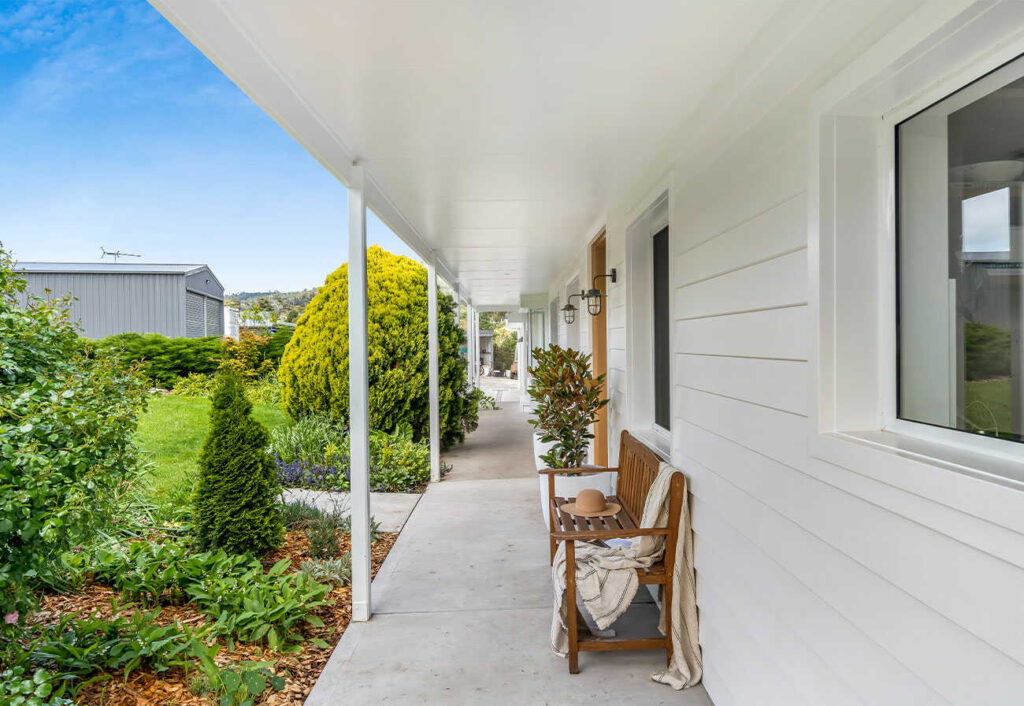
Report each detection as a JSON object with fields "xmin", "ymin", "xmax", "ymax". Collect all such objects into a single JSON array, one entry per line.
[{"xmin": 193, "ymin": 372, "xmax": 283, "ymax": 555}]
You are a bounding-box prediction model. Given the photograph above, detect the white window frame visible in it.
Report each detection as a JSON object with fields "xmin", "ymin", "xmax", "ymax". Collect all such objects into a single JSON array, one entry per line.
[
  {"xmin": 810, "ymin": 1, "xmax": 1024, "ymax": 494},
  {"xmin": 626, "ymin": 188, "xmax": 673, "ymax": 455}
]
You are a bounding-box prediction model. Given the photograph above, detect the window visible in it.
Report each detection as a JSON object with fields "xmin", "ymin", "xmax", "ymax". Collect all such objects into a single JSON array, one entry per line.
[
  {"xmin": 897, "ymin": 56, "xmax": 1024, "ymax": 443},
  {"xmin": 652, "ymin": 226, "xmax": 671, "ymax": 430}
]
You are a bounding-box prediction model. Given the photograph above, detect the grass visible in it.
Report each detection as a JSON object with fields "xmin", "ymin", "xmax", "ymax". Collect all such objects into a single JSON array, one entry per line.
[
  {"xmin": 136, "ymin": 394, "xmax": 291, "ymax": 497},
  {"xmin": 963, "ymin": 378, "xmax": 1013, "ymax": 438}
]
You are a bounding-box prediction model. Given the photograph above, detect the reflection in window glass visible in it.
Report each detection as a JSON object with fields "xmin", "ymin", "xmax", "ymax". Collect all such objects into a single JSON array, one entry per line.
[{"xmin": 898, "ymin": 59, "xmax": 1024, "ymax": 443}]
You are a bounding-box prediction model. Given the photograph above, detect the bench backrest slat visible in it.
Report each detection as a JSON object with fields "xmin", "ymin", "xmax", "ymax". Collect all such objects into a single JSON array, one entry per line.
[{"xmin": 615, "ymin": 430, "xmax": 664, "ymax": 525}]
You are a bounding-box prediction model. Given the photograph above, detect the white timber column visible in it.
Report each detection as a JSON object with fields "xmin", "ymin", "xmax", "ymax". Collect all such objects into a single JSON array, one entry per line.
[
  {"xmin": 468, "ymin": 303, "xmax": 477, "ymax": 386},
  {"xmin": 426, "ymin": 257, "xmax": 442, "ymax": 483},
  {"xmin": 347, "ymin": 164, "xmax": 372, "ymax": 622}
]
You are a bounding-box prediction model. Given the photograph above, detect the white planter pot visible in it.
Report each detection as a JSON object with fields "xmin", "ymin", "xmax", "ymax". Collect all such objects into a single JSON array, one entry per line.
[{"xmin": 534, "ymin": 434, "xmax": 615, "ymax": 526}]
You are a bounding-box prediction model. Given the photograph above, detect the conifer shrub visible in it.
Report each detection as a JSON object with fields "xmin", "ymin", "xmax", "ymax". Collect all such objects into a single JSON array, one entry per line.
[
  {"xmin": 279, "ymin": 246, "xmax": 476, "ymax": 448},
  {"xmin": 192, "ymin": 372, "xmax": 283, "ymax": 555}
]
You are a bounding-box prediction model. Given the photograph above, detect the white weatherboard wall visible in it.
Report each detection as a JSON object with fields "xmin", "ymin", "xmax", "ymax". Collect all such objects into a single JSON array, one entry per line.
[{"xmin": 561, "ymin": 9, "xmax": 1024, "ymax": 706}]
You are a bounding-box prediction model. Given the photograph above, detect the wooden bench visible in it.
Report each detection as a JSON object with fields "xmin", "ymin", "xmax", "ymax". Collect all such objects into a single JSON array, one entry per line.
[{"xmin": 541, "ymin": 430, "xmax": 684, "ymax": 674}]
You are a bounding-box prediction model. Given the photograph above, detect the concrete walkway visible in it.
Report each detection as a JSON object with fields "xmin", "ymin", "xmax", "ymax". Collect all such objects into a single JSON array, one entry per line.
[{"xmin": 306, "ymin": 402, "xmax": 713, "ymax": 705}]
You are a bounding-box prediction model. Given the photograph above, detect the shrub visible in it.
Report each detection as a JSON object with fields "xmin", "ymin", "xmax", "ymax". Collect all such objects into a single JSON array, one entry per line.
[
  {"xmin": 0, "ymin": 667, "xmax": 74, "ymax": 705},
  {"xmin": 92, "ymin": 333, "xmax": 223, "ymax": 388},
  {"xmin": 220, "ymin": 330, "xmax": 274, "ymax": 380},
  {"xmin": 264, "ymin": 327, "xmax": 294, "ymax": 364},
  {"xmin": 492, "ymin": 327, "xmax": 518, "ymax": 371},
  {"xmin": 279, "ymin": 246, "xmax": 476, "ymax": 448},
  {"xmin": 299, "ymin": 556, "xmax": 351, "ymax": 587},
  {"xmin": 528, "ymin": 344, "xmax": 609, "ymax": 468},
  {"xmin": 192, "ymin": 373, "xmax": 283, "ymax": 556},
  {"xmin": 170, "ymin": 371, "xmax": 216, "ymax": 397},
  {"xmin": 964, "ymin": 320, "xmax": 1011, "ymax": 380},
  {"xmin": 270, "ymin": 419, "xmax": 432, "ymax": 493},
  {"xmin": 304, "ymin": 519, "xmax": 340, "ymax": 559},
  {"xmin": 0, "ymin": 248, "xmax": 148, "ymax": 619}
]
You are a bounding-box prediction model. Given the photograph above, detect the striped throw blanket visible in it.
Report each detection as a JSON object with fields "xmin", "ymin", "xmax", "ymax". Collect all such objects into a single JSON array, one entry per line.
[{"xmin": 550, "ymin": 462, "xmax": 702, "ymax": 689}]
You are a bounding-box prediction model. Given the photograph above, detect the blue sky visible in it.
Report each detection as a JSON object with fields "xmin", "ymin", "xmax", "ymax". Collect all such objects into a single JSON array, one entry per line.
[{"xmin": 0, "ymin": 0, "xmax": 417, "ymax": 293}]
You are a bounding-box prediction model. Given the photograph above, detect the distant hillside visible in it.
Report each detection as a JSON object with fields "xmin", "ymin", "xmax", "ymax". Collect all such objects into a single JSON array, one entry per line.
[{"xmin": 225, "ymin": 288, "xmax": 317, "ymax": 323}]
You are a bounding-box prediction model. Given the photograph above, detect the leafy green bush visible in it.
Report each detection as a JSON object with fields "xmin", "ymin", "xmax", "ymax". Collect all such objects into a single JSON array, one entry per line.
[
  {"xmin": 187, "ymin": 558, "xmax": 330, "ymax": 651},
  {"xmin": 368, "ymin": 423, "xmax": 430, "ymax": 492},
  {"xmin": 188, "ymin": 655, "xmax": 285, "ymax": 706},
  {"xmin": 965, "ymin": 321, "xmax": 1012, "ymax": 380},
  {"xmin": 0, "ymin": 248, "xmax": 148, "ymax": 619},
  {"xmin": 31, "ymin": 608, "xmax": 203, "ymax": 680},
  {"xmin": 170, "ymin": 371, "xmax": 216, "ymax": 397},
  {"xmin": 0, "ymin": 667, "xmax": 73, "ymax": 705},
  {"xmin": 193, "ymin": 373, "xmax": 283, "ymax": 556},
  {"xmin": 84, "ymin": 537, "xmax": 329, "ymax": 651},
  {"xmin": 93, "ymin": 333, "xmax": 224, "ymax": 388},
  {"xmin": 270, "ymin": 418, "xmax": 431, "ymax": 492},
  {"xmin": 280, "ymin": 246, "xmax": 476, "ymax": 448}
]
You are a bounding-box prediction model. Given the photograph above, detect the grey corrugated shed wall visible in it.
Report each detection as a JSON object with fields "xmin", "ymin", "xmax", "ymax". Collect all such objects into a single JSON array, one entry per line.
[{"xmin": 16, "ymin": 265, "xmax": 224, "ymax": 339}]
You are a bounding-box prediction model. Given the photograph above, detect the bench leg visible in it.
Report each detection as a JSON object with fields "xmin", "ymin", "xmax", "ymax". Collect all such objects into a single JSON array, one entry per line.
[
  {"xmin": 566, "ymin": 539, "xmax": 579, "ymax": 674},
  {"xmin": 664, "ymin": 580, "xmax": 674, "ymax": 667}
]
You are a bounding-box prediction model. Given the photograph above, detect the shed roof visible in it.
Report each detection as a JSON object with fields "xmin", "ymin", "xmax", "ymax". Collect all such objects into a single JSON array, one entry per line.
[{"xmin": 15, "ymin": 262, "xmax": 210, "ymax": 276}]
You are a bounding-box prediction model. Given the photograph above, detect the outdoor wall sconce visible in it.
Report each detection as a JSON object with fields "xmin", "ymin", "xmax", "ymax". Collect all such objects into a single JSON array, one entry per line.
[
  {"xmin": 582, "ymin": 268, "xmax": 616, "ymax": 317},
  {"xmin": 561, "ymin": 293, "xmax": 582, "ymax": 325}
]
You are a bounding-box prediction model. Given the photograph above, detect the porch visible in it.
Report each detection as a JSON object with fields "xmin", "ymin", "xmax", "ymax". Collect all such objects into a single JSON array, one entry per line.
[{"xmin": 306, "ymin": 392, "xmax": 712, "ymax": 705}]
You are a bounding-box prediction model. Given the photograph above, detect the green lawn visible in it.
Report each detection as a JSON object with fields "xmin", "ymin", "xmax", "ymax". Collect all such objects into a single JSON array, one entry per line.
[
  {"xmin": 963, "ymin": 379, "xmax": 1013, "ymax": 437},
  {"xmin": 136, "ymin": 395, "xmax": 291, "ymax": 497}
]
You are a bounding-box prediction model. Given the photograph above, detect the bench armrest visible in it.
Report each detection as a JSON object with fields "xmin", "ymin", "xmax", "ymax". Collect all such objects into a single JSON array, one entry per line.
[
  {"xmin": 538, "ymin": 466, "xmax": 620, "ymax": 476},
  {"xmin": 551, "ymin": 527, "xmax": 669, "ymax": 541}
]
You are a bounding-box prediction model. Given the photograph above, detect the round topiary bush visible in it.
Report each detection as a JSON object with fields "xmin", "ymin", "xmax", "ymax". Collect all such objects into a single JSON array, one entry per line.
[{"xmin": 280, "ymin": 246, "xmax": 474, "ymax": 448}]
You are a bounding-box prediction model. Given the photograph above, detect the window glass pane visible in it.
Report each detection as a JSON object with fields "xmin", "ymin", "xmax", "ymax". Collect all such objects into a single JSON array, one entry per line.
[
  {"xmin": 653, "ymin": 226, "xmax": 671, "ymax": 430},
  {"xmin": 898, "ymin": 59, "xmax": 1024, "ymax": 443}
]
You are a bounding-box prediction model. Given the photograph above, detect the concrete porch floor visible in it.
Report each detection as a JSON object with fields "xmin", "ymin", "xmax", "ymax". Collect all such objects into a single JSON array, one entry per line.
[{"xmin": 305, "ymin": 394, "xmax": 713, "ymax": 705}]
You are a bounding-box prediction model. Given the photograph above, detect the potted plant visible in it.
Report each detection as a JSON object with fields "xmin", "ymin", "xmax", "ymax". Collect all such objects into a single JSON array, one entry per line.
[{"xmin": 528, "ymin": 344, "xmax": 612, "ymax": 524}]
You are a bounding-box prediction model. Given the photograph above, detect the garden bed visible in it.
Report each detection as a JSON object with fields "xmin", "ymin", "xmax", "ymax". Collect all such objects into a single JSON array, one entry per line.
[{"xmin": 33, "ymin": 530, "xmax": 397, "ymax": 706}]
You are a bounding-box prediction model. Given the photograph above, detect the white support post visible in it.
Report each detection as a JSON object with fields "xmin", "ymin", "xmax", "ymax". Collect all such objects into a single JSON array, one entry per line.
[
  {"xmin": 469, "ymin": 304, "xmax": 478, "ymax": 386},
  {"xmin": 347, "ymin": 165, "xmax": 372, "ymax": 623},
  {"xmin": 427, "ymin": 257, "xmax": 442, "ymax": 483}
]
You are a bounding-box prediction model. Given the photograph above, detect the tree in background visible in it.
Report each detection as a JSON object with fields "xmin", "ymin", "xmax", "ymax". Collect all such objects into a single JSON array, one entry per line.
[
  {"xmin": 280, "ymin": 246, "xmax": 476, "ymax": 448},
  {"xmin": 492, "ymin": 328, "xmax": 518, "ymax": 371},
  {"xmin": 192, "ymin": 372, "xmax": 283, "ymax": 555}
]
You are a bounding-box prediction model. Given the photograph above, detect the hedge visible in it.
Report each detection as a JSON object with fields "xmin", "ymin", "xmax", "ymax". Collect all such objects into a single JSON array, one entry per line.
[{"xmin": 93, "ymin": 333, "xmax": 223, "ymax": 388}]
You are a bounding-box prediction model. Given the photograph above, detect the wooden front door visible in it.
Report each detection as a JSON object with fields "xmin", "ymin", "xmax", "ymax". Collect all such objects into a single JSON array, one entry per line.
[{"xmin": 590, "ymin": 231, "xmax": 609, "ymax": 466}]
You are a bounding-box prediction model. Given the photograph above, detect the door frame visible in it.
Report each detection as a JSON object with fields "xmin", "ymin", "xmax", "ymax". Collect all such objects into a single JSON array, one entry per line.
[{"xmin": 590, "ymin": 230, "xmax": 609, "ymax": 467}]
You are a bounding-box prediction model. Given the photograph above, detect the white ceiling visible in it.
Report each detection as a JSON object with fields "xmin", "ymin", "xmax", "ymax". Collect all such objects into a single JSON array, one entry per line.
[{"xmin": 151, "ymin": 0, "xmax": 920, "ymax": 305}]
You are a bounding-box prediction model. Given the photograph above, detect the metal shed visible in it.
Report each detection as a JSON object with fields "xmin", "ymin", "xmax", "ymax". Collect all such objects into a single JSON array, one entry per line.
[{"xmin": 15, "ymin": 262, "xmax": 225, "ymax": 339}]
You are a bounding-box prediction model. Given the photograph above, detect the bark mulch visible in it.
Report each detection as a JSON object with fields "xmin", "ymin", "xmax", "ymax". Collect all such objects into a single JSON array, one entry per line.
[{"xmin": 35, "ymin": 531, "xmax": 398, "ymax": 706}]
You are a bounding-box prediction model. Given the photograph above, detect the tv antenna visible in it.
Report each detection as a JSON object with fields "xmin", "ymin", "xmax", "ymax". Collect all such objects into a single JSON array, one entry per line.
[{"xmin": 100, "ymin": 247, "xmax": 141, "ymax": 263}]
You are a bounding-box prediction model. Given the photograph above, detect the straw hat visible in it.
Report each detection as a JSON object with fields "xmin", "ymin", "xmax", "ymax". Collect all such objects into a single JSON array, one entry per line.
[{"xmin": 559, "ymin": 488, "xmax": 621, "ymax": 518}]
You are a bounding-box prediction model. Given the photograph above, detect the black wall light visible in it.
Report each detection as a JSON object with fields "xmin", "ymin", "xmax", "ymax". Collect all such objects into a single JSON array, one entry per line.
[{"xmin": 582, "ymin": 268, "xmax": 616, "ymax": 317}]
